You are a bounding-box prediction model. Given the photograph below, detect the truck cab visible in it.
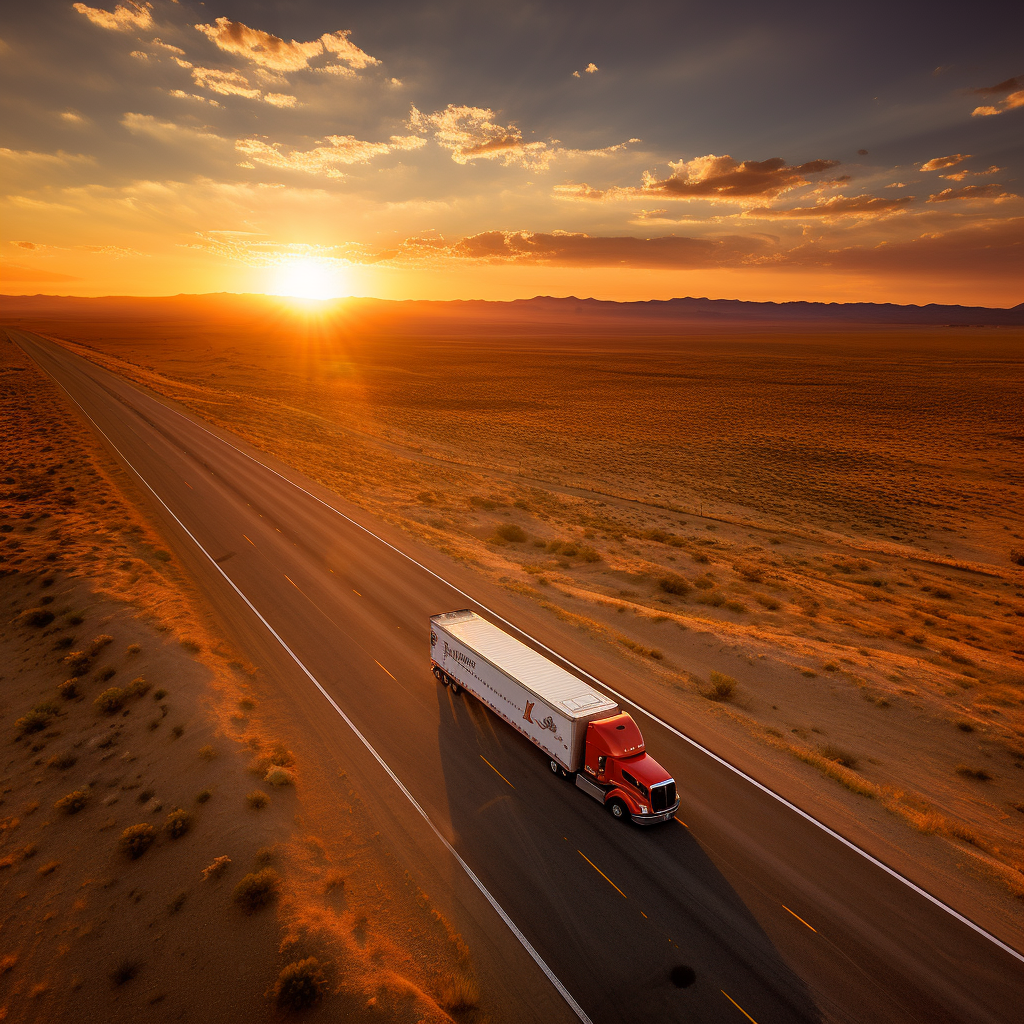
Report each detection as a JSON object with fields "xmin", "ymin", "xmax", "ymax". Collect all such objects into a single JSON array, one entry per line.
[{"xmin": 579, "ymin": 713, "xmax": 679, "ymax": 824}]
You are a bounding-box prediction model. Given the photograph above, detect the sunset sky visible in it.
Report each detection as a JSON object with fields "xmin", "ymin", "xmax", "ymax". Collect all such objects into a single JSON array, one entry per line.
[{"xmin": 1, "ymin": 0, "xmax": 1022, "ymax": 304}]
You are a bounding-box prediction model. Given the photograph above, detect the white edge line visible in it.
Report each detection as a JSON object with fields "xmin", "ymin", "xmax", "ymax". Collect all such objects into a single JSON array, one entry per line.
[
  {"xmin": 24, "ymin": 331, "xmax": 1024, "ymax": 968},
  {"xmin": 22, "ymin": 335, "xmax": 595, "ymax": 1024}
]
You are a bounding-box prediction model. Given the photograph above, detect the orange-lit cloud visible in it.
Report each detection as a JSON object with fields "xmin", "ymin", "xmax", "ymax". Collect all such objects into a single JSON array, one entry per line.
[
  {"xmin": 972, "ymin": 91, "xmax": 1024, "ymax": 117},
  {"xmin": 194, "ymin": 18, "xmax": 378, "ymax": 75},
  {"xmin": 573, "ymin": 63, "xmax": 599, "ymax": 77},
  {"xmin": 940, "ymin": 165, "xmax": 1001, "ymax": 181},
  {"xmin": 72, "ymin": 2, "xmax": 152, "ymax": 32},
  {"xmin": 555, "ymin": 153, "xmax": 840, "ymax": 203},
  {"xmin": 919, "ymin": 153, "xmax": 971, "ymax": 171},
  {"xmin": 235, "ymin": 134, "xmax": 426, "ymax": 178},
  {"xmin": 745, "ymin": 194, "xmax": 913, "ymax": 219},
  {"xmin": 926, "ymin": 184, "xmax": 1016, "ymax": 202},
  {"xmin": 190, "ymin": 66, "xmax": 261, "ymax": 100},
  {"xmin": 408, "ymin": 105, "xmax": 549, "ymax": 167}
]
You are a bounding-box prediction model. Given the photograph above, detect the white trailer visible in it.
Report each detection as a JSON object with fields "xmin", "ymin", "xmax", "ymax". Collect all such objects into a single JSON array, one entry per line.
[{"xmin": 430, "ymin": 609, "xmax": 618, "ymax": 771}]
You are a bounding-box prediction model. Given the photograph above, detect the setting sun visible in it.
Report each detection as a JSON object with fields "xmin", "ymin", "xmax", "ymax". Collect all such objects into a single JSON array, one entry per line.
[{"xmin": 270, "ymin": 258, "xmax": 348, "ymax": 300}]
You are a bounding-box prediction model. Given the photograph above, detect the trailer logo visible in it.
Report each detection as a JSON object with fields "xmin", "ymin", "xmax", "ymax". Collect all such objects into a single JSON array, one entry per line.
[
  {"xmin": 523, "ymin": 702, "xmax": 556, "ymax": 733},
  {"xmin": 442, "ymin": 641, "xmax": 476, "ymax": 671}
]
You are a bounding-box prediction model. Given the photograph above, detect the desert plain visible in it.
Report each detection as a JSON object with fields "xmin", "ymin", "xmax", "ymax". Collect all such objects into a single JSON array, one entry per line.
[{"xmin": 1, "ymin": 293, "xmax": 1022, "ymax": 1020}]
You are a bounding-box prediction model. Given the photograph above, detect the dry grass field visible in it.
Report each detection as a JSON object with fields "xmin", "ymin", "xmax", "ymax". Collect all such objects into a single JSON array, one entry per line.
[
  {"xmin": 4, "ymin": 296, "xmax": 1023, "ymax": 913},
  {"xmin": 0, "ymin": 329, "xmax": 480, "ymax": 1022}
]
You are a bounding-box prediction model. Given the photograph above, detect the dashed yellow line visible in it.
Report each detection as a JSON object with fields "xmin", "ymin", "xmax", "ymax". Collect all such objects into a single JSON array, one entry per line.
[
  {"xmin": 243, "ymin": 534, "xmax": 255, "ymax": 546},
  {"xmin": 480, "ymin": 755, "xmax": 515, "ymax": 789},
  {"xmin": 782, "ymin": 904, "xmax": 817, "ymax": 933},
  {"xmin": 721, "ymin": 990, "xmax": 759, "ymax": 1023},
  {"xmin": 374, "ymin": 660, "xmax": 395, "ymax": 680},
  {"xmin": 674, "ymin": 816, "xmax": 688, "ymax": 827},
  {"xmin": 353, "ymin": 589, "xmax": 362, "ymax": 596},
  {"xmin": 284, "ymin": 574, "xmax": 300, "ymax": 591},
  {"xmin": 577, "ymin": 850, "xmax": 627, "ymax": 899}
]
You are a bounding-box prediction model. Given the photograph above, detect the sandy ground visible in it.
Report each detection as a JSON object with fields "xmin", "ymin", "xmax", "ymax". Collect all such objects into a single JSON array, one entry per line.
[
  {"xmin": 3, "ymin": 299, "xmax": 1022, "ymax": 915},
  {"xmin": 0, "ymin": 332, "xmax": 480, "ymax": 1022}
]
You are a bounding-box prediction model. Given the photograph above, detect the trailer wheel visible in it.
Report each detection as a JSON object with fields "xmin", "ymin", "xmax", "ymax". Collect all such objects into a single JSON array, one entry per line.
[
  {"xmin": 450, "ymin": 680, "xmax": 460, "ymax": 695},
  {"xmin": 433, "ymin": 666, "xmax": 445, "ymax": 683},
  {"xmin": 607, "ymin": 798, "xmax": 628, "ymax": 821},
  {"xmin": 549, "ymin": 760, "xmax": 560, "ymax": 775}
]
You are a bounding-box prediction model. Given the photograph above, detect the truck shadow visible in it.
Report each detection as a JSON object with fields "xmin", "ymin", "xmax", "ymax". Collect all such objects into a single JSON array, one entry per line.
[{"xmin": 435, "ymin": 681, "xmax": 823, "ymax": 1024}]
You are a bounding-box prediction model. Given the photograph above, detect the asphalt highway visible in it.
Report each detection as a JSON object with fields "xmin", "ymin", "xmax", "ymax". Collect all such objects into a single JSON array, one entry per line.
[{"xmin": 11, "ymin": 329, "xmax": 1024, "ymax": 1024}]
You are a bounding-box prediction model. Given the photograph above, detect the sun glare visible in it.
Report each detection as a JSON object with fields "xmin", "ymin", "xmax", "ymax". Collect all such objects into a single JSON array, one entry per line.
[{"xmin": 270, "ymin": 258, "xmax": 348, "ymax": 300}]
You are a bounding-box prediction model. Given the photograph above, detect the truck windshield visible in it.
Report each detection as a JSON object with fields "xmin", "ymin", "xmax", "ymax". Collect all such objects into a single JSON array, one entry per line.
[{"xmin": 620, "ymin": 769, "xmax": 649, "ymax": 798}]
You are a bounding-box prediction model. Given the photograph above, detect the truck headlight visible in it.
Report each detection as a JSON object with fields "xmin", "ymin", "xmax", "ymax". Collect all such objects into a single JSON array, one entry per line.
[{"xmin": 640, "ymin": 806, "xmax": 647, "ymax": 814}]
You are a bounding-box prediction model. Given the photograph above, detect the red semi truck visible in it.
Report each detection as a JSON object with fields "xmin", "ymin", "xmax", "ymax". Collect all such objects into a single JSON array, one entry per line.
[{"xmin": 431, "ymin": 609, "xmax": 679, "ymax": 825}]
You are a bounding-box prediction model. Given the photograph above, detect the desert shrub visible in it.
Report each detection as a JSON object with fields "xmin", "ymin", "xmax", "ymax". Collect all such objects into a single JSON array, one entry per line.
[
  {"xmin": 57, "ymin": 678, "xmax": 78, "ymax": 700},
  {"xmin": 273, "ymin": 958, "xmax": 328, "ymax": 1010},
  {"xmin": 265, "ymin": 766, "xmax": 296, "ymax": 787},
  {"xmin": 693, "ymin": 575, "xmax": 714, "ymax": 590},
  {"xmin": 54, "ymin": 790, "xmax": 89, "ymax": 814},
  {"xmin": 126, "ymin": 676, "xmax": 150, "ymax": 698},
  {"xmin": 18, "ymin": 608, "xmax": 54, "ymax": 627},
  {"xmin": 800, "ymin": 667, "xmax": 818, "ymax": 678},
  {"xmin": 493, "ymin": 523, "xmax": 527, "ymax": 543},
  {"xmin": 469, "ymin": 495, "xmax": 497, "ymax": 510},
  {"xmin": 97, "ymin": 666, "xmax": 116, "ymax": 682},
  {"xmin": 694, "ymin": 591, "xmax": 725, "ymax": 607},
  {"xmin": 1009, "ymin": 548, "xmax": 1024, "ymax": 567},
  {"xmin": 152, "ymin": 688, "xmax": 167, "ymax": 700},
  {"xmin": 254, "ymin": 846, "xmax": 276, "ymax": 866},
  {"xmin": 52, "ymin": 635, "xmax": 74, "ymax": 650},
  {"xmin": 269, "ymin": 743, "xmax": 295, "ymax": 767},
  {"xmin": 120, "ymin": 823, "xmax": 156, "ymax": 859},
  {"xmin": 561, "ymin": 542, "xmax": 579, "ymax": 557},
  {"xmin": 756, "ymin": 595, "xmax": 780, "ymax": 611},
  {"xmin": 955, "ymin": 765, "xmax": 993, "ymax": 782},
  {"xmin": 37, "ymin": 861, "xmax": 60, "ymax": 877},
  {"xmin": 955, "ymin": 721, "xmax": 975, "ymax": 733},
  {"xmin": 823, "ymin": 662, "xmax": 839, "ymax": 672},
  {"xmin": 691, "ymin": 551, "xmax": 710, "ymax": 564},
  {"xmin": 724, "ymin": 600, "xmax": 747, "ymax": 614},
  {"xmin": 247, "ymin": 790, "xmax": 269, "ymax": 809},
  {"xmin": 735, "ymin": 564, "xmax": 764, "ymax": 583},
  {"xmin": 196, "ymin": 788, "xmax": 213, "ymax": 804},
  {"xmin": 66, "ymin": 613, "xmax": 84, "ymax": 626},
  {"xmin": 110, "ymin": 960, "xmax": 141, "ymax": 986},
  {"xmin": 658, "ymin": 576, "xmax": 690, "ymax": 596},
  {"xmin": 94, "ymin": 687, "xmax": 126, "ymax": 714},
  {"xmin": 164, "ymin": 809, "xmax": 192, "ymax": 839},
  {"xmin": 233, "ymin": 868, "xmax": 280, "ymax": 913},
  {"xmin": 819, "ymin": 744, "xmax": 859, "ymax": 770},
  {"xmin": 198, "ymin": 744, "xmax": 216, "ymax": 760},
  {"xmin": 16, "ymin": 709, "xmax": 53, "ymax": 735},
  {"xmin": 171, "ymin": 724, "xmax": 185, "ymax": 738},
  {"xmin": 202, "ymin": 855, "xmax": 230, "ymax": 880},
  {"xmin": 126, "ymin": 643, "xmax": 141, "ymax": 656},
  {"xmin": 436, "ymin": 972, "xmax": 480, "ymax": 1011},
  {"xmin": 169, "ymin": 892, "xmax": 187, "ymax": 913},
  {"xmin": 545, "ymin": 539, "xmax": 563, "ymax": 553},
  {"xmin": 706, "ymin": 672, "xmax": 736, "ymax": 702},
  {"xmin": 89, "ymin": 634, "xmax": 114, "ymax": 653},
  {"xmin": 578, "ymin": 545, "xmax": 602, "ymax": 562},
  {"xmin": 47, "ymin": 752, "xmax": 76, "ymax": 770}
]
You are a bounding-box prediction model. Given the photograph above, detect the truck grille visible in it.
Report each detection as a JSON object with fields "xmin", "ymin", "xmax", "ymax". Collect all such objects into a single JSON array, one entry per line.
[{"xmin": 651, "ymin": 781, "xmax": 676, "ymax": 813}]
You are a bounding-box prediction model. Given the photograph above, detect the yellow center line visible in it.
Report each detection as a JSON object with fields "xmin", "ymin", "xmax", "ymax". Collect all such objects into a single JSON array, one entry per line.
[
  {"xmin": 721, "ymin": 990, "xmax": 759, "ymax": 1024},
  {"xmin": 284, "ymin": 574, "xmax": 300, "ymax": 591},
  {"xmin": 185, "ymin": 481, "xmax": 192, "ymax": 489},
  {"xmin": 674, "ymin": 816, "xmax": 688, "ymax": 827},
  {"xmin": 374, "ymin": 660, "xmax": 396, "ymax": 680},
  {"xmin": 781, "ymin": 904, "xmax": 817, "ymax": 933},
  {"xmin": 577, "ymin": 850, "xmax": 627, "ymax": 899},
  {"xmin": 243, "ymin": 534, "xmax": 255, "ymax": 546},
  {"xmin": 353, "ymin": 589, "xmax": 362, "ymax": 596},
  {"xmin": 479, "ymin": 755, "xmax": 515, "ymax": 789}
]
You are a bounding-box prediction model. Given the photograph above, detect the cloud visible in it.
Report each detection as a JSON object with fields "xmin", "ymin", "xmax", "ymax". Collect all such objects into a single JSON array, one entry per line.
[
  {"xmin": 940, "ymin": 165, "xmax": 1001, "ymax": 182},
  {"xmin": 973, "ymin": 75, "xmax": 1023, "ymax": 95},
  {"xmin": 384, "ymin": 229, "xmax": 775, "ymax": 268},
  {"xmin": 408, "ymin": 105, "xmax": 549, "ymax": 168},
  {"xmin": 573, "ymin": 63, "xmax": 599, "ymax": 77},
  {"xmin": 926, "ymin": 184, "xmax": 1017, "ymax": 203},
  {"xmin": 0, "ymin": 148, "xmax": 94, "ymax": 168},
  {"xmin": 972, "ymin": 90, "xmax": 1024, "ymax": 117},
  {"xmin": 263, "ymin": 93, "xmax": 298, "ymax": 108},
  {"xmin": 167, "ymin": 89, "xmax": 221, "ymax": 106},
  {"xmin": 194, "ymin": 18, "xmax": 378, "ymax": 75},
  {"xmin": 235, "ymin": 134, "xmax": 425, "ymax": 178},
  {"xmin": 191, "ymin": 66, "xmax": 260, "ymax": 100},
  {"xmin": 72, "ymin": 2, "xmax": 152, "ymax": 32},
  {"xmin": 120, "ymin": 113, "xmax": 227, "ymax": 149},
  {"xmin": 919, "ymin": 154, "xmax": 971, "ymax": 172},
  {"xmin": 746, "ymin": 194, "xmax": 914, "ymax": 219},
  {"xmin": 555, "ymin": 153, "xmax": 840, "ymax": 204}
]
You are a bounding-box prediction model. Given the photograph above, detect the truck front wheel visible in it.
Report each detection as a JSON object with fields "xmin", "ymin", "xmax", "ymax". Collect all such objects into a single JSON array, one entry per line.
[{"xmin": 607, "ymin": 798, "xmax": 628, "ymax": 821}]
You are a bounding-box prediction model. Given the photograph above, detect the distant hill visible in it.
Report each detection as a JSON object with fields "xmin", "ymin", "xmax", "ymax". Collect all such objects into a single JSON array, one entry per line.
[{"xmin": 1, "ymin": 292, "xmax": 1021, "ymax": 332}]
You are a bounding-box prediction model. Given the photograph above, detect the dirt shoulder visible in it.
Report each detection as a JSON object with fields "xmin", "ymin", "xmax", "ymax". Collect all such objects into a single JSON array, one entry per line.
[{"xmin": 0, "ymin": 332, "xmax": 484, "ymax": 1022}]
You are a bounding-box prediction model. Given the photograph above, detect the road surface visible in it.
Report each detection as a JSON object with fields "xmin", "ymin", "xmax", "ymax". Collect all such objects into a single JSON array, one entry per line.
[{"xmin": 10, "ymin": 328, "xmax": 1023, "ymax": 1024}]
